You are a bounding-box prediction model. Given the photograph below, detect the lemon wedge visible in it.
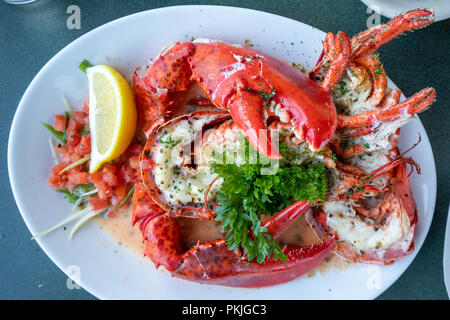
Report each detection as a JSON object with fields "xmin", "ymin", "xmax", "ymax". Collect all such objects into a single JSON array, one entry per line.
[{"xmin": 86, "ymin": 65, "xmax": 137, "ymax": 172}]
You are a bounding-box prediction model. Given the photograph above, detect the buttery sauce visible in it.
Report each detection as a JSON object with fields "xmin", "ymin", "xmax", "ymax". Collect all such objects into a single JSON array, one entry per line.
[
  {"xmin": 95, "ymin": 205, "xmax": 351, "ymax": 275},
  {"xmin": 278, "ymin": 214, "xmax": 322, "ymax": 247},
  {"xmin": 177, "ymin": 217, "xmax": 224, "ymax": 249},
  {"xmin": 94, "ymin": 207, "xmax": 144, "ymax": 255}
]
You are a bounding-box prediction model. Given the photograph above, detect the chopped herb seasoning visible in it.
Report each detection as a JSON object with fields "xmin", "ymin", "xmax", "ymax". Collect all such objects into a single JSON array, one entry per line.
[
  {"xmin": 335, "ymin": 81, "xmax": 350, "ymax": 95},
  {"xmin": 160, "ymin": 134, "xmax": 180, "ymax": 148},
  {"xmin": 257, "ymin": 90, "xmax": 276, "ymax": 101}
]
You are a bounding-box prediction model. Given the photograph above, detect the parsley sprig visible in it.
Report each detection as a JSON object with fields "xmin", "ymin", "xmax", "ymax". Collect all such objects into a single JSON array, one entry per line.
[
  {"xmin": 211, "ymin": 140, "xmax": 328, "ymax": 264},
  {"xmin": 57, "ymin": 183, "xmax": 97, "ymax": 207}
]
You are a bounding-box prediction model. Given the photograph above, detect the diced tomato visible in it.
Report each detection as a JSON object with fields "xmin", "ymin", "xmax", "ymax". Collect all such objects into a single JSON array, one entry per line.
[
  {"xmin": 97, "ymin": 181, "xmax": 112, "ymax": 199},
  {"xmin": 48, "ymin": 175, "xmax": 67, "ymax": 188},
  {"xmin": 102, "ymin": 164, "xmax": 117, "ymax": 174},
  {"xmin": 102, "ymin": 171, "xmax": 119, "ymax": 187},
  {"xmin": 114, "ymin": 184, "xmax": 127, "ymax": 200},
  {"xmin": 74, "ymin": 135, "xmax": 91, "ymax": 156},
  {"xmin": 110, "ymin": 184, "xmax": 129, "ymax": 208},
  {"xmin": 66, "ymin": 119, "xmax": 81, "ymax": 146},
  {"xmin": 73, "ymin": 111, "xmax": 87, "ymax": 125},
  {"xmin": 51, "ymin": 163, "xmax": 67, "ymax": 175},
  {"xmin": 89, "ymin": 172, "xmax": 112, "ymax": 199},
  {"xmin": 55, "ymin": 143, "xmax": 68, "ymax": 154},
  {"xmin": 82, "ymin": 99, "xmax": 90, "ymax": 114},
  {"xmin": 88, "ymin": 197, "xmax": 108, "ymax": 211},
  {"xmin": 69, "ymin": 152, "xmax": 82, "ymax": 163},
  {"xmin": 60, "ymin": 153, "xmax": 71, "ymax": 164},
  {"xmin": 110, "ymin": 195, "xmax": 120, "ymax": 207},
  {"xmin": 100, "ymin": 182, "xmax": 112, "ymax": 199},
  {"xmin": 48, "ymin": 100, "xmax": 141, "ymax": 206},
  {"xmin": 66, "ymin": 181, "xmax": 77, "ymax": 192},
  {"xmin": 53, "ymin": 115, "xmax": 66, "ymax": 132},
  {"xmin": 129, "ymin": 156, "xmax": 139, "ymax": 169},
  {"xmin": 89, "ymin": 171, "xmax": 102, "ymax": 184},
  {"xmin": 68, "ymin": 171, "xmax": 89, "ymax": 185},
  {"xmin": 118, "ymin": 164, "xmax": 134, "ymax": 184}
]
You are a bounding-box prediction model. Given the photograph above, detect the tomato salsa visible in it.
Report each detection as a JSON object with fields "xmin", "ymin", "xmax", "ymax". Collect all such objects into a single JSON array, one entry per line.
[{"xmin": 46, "ymin": 99, "xmax": 141, "ymax": 215}]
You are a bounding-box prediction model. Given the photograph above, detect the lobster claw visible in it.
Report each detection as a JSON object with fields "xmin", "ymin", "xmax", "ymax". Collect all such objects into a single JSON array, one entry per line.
[
  {"xmin": 174, "ymin": 200, "xmax": 334, "ymax": 287},
  {"xmin": 189, "ymin": 42, "xmax": 337, "ymax": 159},
  {"xmin": 135, "ymin": 197, "xmax": 335, "ymax": 287},
  {"xmin": 229, "ymin": 87, "xmax": 282, "ymax": 159},
  {"xmin": 175, "ymin": 237, "xmax": 334, "ymax": 288}
]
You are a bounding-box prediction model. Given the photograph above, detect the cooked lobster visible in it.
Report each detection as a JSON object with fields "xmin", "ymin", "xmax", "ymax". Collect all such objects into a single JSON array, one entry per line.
[{"xmin": 131, "ymin": 9, "xmax": 436, "ymax": 287}]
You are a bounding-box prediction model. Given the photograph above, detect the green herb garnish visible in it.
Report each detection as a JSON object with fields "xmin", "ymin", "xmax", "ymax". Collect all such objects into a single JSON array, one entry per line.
[
  {"xmin": 57, "ymin": 154, "xmax": 91, "ymax": 175},
  {"xmin": 257, "ymin": 90, "xmax": 276, "ymax": 101},
  {"xmin": 160, "ymin": 134, "xmax": 180, "ymax": 148},
  {"xmin": 79, "ymin": 125, "xmax": 90, "ymax": 137},
  {"xmin": 211, "ymin": 140, "xmax": 328, "ymax": 264},
  {"xmin": 335, "ymin": 81, "xmax": 349, "ymax": 95},
  {"xmin": 42, "ymin": 123, "xmax": 67, "ymax": 144},
  {"xmin": 111, "ymin": 185, "xmax": 135, "ymax": 210},
  {"xmin": 57, "ymin": 183, "xmax": 97, "ymax": 206},
  {"xmin": 73, "ymin": 183, "xmax": 96, "ymax": 196},
  {"xmin": 79, "ymin": 59, "xmax": 94, "ymax": 73},
  {"xmin": 56, "ymin": 189, "xmax": 80, "ymax": 204}
]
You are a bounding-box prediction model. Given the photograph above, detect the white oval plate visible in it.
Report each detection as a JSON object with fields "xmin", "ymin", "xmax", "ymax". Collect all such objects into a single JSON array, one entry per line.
[
  {"xmin": 361, "ymin": 0, "xmax": 450, "ymax": 22},
  {"xmin": 8, "ymin": 5, "xmax": 436, "ymax": 300}
]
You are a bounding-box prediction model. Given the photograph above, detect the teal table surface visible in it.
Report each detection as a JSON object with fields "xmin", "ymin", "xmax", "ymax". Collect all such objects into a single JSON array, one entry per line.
[{"xmin": 1, "ymin": 0, "xmax": 449, "ymax": 300}]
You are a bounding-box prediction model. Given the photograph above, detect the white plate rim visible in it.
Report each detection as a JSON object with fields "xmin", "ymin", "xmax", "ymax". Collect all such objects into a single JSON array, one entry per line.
[{"xmin": 7, "ymin": 5, "xmax": 437, "ymax": 300}]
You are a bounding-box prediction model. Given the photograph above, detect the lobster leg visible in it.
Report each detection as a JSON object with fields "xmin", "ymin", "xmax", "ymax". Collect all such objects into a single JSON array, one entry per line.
[
  {"xmin": 344, "ymin": 126, "xmax": 377, "ymax": 137},
  {"xmin": 334, "ymin": 89, "xmax": 402, "ymax": 157},
  {"xmin": 352, "ymin": 55, "xmax": 387, "ymax": 108},
  {"xmin": 343, "ymin": 89, "xmax": 400, "ymax": 137},
  {"xmin": 351, "ymin": 9, "xmax": 435, "ymax": 58},
  {"xmin": 341, "ymin": 144, "xmax": 366, "ymax": 158},
  {"xmin": 337, "ymin": 87, "xmax": 436, "ymax": 128},
  {"xmin": 310, "ymin": 31, "xmax": 351, "ymax": 93},
  {"xmin": 379, "ymin": 88, "xmax": 402, "ymax": 109}
]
